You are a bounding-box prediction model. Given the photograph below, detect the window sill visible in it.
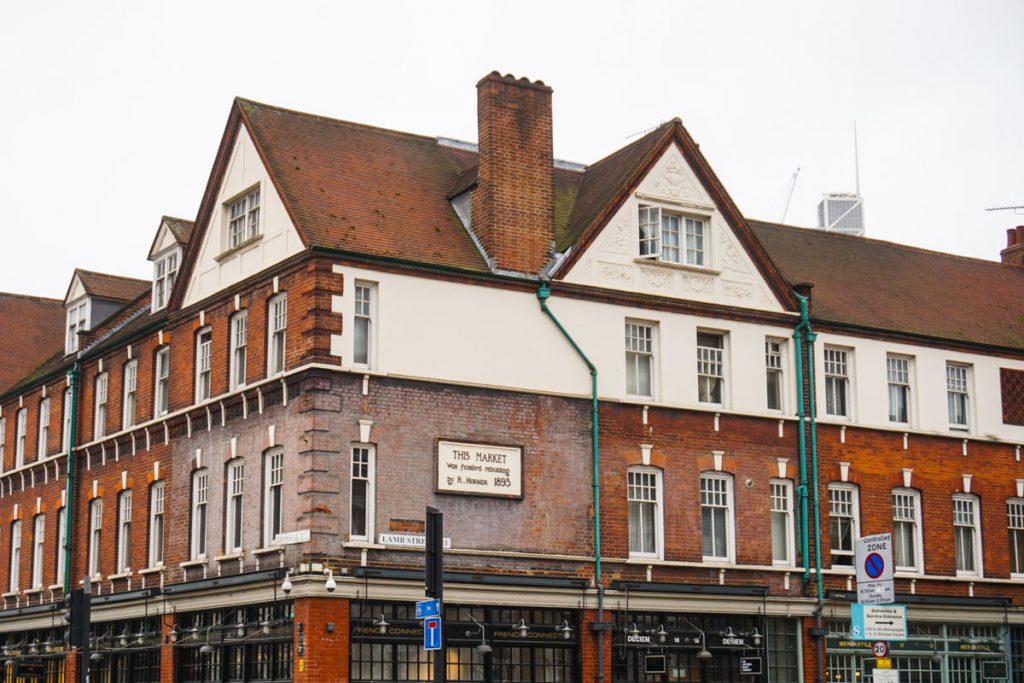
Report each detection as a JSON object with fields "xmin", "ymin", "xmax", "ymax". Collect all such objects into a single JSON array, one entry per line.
[
  {"xmin": 1011, "ymin": 573, "xmax": 1024, "ymax": 581},
  {"xmin": 216, "ymin": 234, "xmax": 263, "ymax": 263},
  {"xmin": 1, "ymin": 591, "xmax": 19, "ymax": 599},
  {"xmin": 179, "ymin": 558, "xmax": 207, "ymax": 568},
  {"xmin": 48, "ymin": 584, "xmax": 64, "ymax": 591},
  {"xmin": 344, "ymin": 540, "xmax": 386, "ymax": 550},
  {"xmin": 625, "ymin": 555, "xmax": 663, "ymax": 564},
  {"xmin": 701, "ymin": 558, "xmax": 736, "ymax": 567},
  {"xmin": 830, "ymin": 566, "xmax": 856, "ymax": 574},
  {"xmin": 894, "ymin": 569, "xmax": 923, "ymax": 577},
  {"xmin": 956, "ymin": 571, "xmax": 983, "ymax": 579},
  {"xmin": 139, "ymin": 565, "xmax": 164, "ymax": 575},
  {"xmin": 108, "ymin": 571, "xmax": 132, "ymax": 580},
  {"xmin": 24, "ymin": 587, "xmax": 43, "ymax": 595},
  {"xmin": 216, "ymin": 551, "xmax": 244, "ymax": 562},
  {"xmin": 633, "ymin": 257, "xmax": 721, "ymax": 276},
  {"xmin": 252, "ymin": 546, "xmax": 283, "ymax": 556}
]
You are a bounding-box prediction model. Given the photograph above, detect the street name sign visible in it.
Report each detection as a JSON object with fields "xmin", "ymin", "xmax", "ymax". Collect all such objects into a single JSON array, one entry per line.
[
  {"xmin": 855, "ymin": 533, "xmax": 895, "ymax": 604},
  {"xmin": 416, "ymin": 598, "xmax": 441, "ymax": 619},
  {"xmin": 852, "ymin": 604, "xmax": 907, "ymax": 641}
]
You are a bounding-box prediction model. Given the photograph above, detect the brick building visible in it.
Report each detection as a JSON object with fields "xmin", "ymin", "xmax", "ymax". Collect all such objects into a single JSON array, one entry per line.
[{"xmin": 1, "ymin": 72, "xmax": 1023, "ymax": 683}]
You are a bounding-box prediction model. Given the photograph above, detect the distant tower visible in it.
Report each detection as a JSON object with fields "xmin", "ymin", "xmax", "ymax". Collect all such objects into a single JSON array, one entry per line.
[
  {"xmin": 817, "ymin": 192, "xmax": 865, "ymax": 236},
  {"xmin": 816, "ymin": 123, "xmax": 866, "ymax": 236}
]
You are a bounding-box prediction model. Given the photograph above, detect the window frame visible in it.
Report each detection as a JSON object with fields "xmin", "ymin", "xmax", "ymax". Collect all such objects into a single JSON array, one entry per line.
[
  {"xmin": 267, "ymin": 293, "xmax": 288, "ymax": 377},
  {"xmin": 263, "ymin": 449, "xmax": 284, "ymax": 547},
  {"xmin": 823, "ymin": 346, "xmax": 852, "ymax": 419},
  {"xmin": 765, "ymin": 338, "xmax": 786, "ymax": 413},
  {"xmin": 195, "ymin": 327, "xmax": 213, "ymax": 403},
  {"xmin": 190, "ymin": 468, "xmax": 209, "ymax": 560},
  {"xmin": 65, "ymin": 300, "xmax": 89, "ymax": 355},
  {"xmin": 31, "ymin": 514, "xmax": 45, "ymax": 589},
  {"xmin": 624, "ymin": 320, "xmax": 656, "ymax": 398},
  {"xmin": 696, "ymin": 330, "xmax": 727, "ymax": 406},
  {"xmin": 88, "ymin": 498, "xmax": 103, "ymax": 578},
  {"xmin": 946, "ymin": 362, "xmax": 972, "ymax": 432},
  {"xmin": 700, "ymin": 472, "xmax": 735, "ymax": 563},
  {"xmin": 225, "ymin": 459, "xmax": 245, "ymax": 554},
  {"xmin": 61, "ymin": 388, "xmax": 72, "ymax": 454},
  {"xmin": 116, "ymin": 489, "xmax": 132, "ymax": 574},
  {"xmin": 149, "ymin": 481, "xmax": 165, "ymax": 568},
  {"xmin": 886, "ymin": 354, "xmax": 913, "ymax": 425},
  {"xmin": 55, "ymin": 507, "xmax": 66, "ymax": 587},
  {"xmin": 953, "ymin": 494, "xmax": 983, "ymax": 577},
  {"xmin": 229, "ymin": 311, "xmax": 248, "ymax": 391},
  {"xmin": 154, "ymin": 347, "xmax": 170, "ymax": 417},
  {"xmin": 0, "ymin": 416, "xmax": 5, "ymax": 473},
  {"xmin": 892, "ymin": 488, "xmax": 924, "ymax": 574},
  {"xmin": 353, "ymin": 281, "xmax": 377, "ymax": 367},
  {"xmin": 37, "ymin": 397, "xmax": 50, "ymax": 459},
  {"xmin": 122, "ymin": 360, "xmax": 138, "ymax": 429},
  {"xmin": 152, "ymin": 249, "xmax": 179, "ymax": 312},
  {"xmin": 9, "ymin": 520, "xmax": 21, "ymax": 593},
  {"xmin": 828, "ymin": 483, "xmax": 860, "ymax": 569},
  {"xmin": 15, "ymin": 407, "xmax": 27, "ymax": 468},
  {"xmin": 1008, "ymin": 498, "xmax": 1024, "ymax": 578},
  {"xmin": 94, "ymin": 372, "xmax": 108, "ymax": 439},
  {"xmin": 627, "ymin": 466, "xmax": 663, "ymax": 560},
  {"xmin": 770, "ymin": 478, "xmax": 795, "ymax": 567},
  {"xmin": 350, "ymin": 444, "xmax": 376, "ymax": 542},
  {"xmin": 225, "ymin": 185, "xmax": 261, "ymax": 250},
  {"xmin": 637, "ymin": 204, "xmax": 709, "ymax": 268}
]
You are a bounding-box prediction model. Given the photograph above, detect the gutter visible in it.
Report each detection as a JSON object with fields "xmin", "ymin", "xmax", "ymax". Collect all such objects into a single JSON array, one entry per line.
[{"xmin": 536, "ymin": 282, "xmax": 605, "ymax": 683}]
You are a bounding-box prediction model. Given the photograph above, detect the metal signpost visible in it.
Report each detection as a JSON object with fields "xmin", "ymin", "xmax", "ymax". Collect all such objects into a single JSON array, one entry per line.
[{"xmin": 425, "ymin": 507, "xmax": 446, "ymax": 683}]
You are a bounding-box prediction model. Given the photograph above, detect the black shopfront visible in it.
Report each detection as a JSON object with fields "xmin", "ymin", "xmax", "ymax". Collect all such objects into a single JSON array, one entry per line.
[{"xmin": 351, "ymin": 601, "xmax": 579, "ymax": 683}]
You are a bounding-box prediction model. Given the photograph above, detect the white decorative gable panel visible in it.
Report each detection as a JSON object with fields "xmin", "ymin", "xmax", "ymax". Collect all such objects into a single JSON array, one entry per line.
[
  {"xmin": 64, "ymin": 274, "xmax": 87, "ymax": 306},
  {"xmin": 561, "ymin": 144, "xmax": 785, "ymax": 313},
  {"xmin": 149, "ymin": 223, "xmax": 179, "ymax": 259},
  {"xmin": 182, "ymin": 126, "xmax": 304, "ymax": 308}
]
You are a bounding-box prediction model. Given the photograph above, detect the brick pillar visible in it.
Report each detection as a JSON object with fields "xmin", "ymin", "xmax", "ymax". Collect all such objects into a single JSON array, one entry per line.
[
  {"xmin": 801, "ymin": 615, "xmax": 823, "ymax": 683},
  {"xmin": 579, "ymin": 607, "xmax": 611, "ymax": 683},
  {"xmin": 65, "ymin": 650, "xmax": 79, "ymax": 683},
  {"xmin": 293, "ymin": 596, "xmax": 349, "ymax": 683},
  {"xmin": 160, "ymin": 612, "xmax": 177, "ymax": 683}
]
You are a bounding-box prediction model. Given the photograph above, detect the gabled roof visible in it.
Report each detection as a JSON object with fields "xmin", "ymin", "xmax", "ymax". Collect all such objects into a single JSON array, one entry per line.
[
  {"xmin": 66, "ymin": 269, "xmax": 149, "ymax": 304},
  {"xmin": 750, "ymin": 220, "xmax": 1024, "ymax": 351},
  {"xmin": 0, "ymin": 292, "xmax": 64, "ymax": 393},
  {"xmin": 164, "ymin": 216, "xmax": 195, "ymax": 245}
]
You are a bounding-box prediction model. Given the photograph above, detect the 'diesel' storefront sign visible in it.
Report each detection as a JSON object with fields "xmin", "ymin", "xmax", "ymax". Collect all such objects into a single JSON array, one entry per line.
[{"xmin": 436, "ymin": 440, "xmax": 523, "ymax": 498}]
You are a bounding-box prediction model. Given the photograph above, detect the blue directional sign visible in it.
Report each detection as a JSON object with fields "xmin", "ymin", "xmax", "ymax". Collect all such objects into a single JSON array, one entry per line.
[
  {"xmin": 424, "ymin": 617, "xmax": 442, "ymax": 651},
  {"xmin": 416, "ymin": 598, "xmax": 441, "ymax": 620}
]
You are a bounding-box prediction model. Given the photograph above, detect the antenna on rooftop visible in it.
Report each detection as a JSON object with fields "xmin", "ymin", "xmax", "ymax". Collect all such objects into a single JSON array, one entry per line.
[
  {"xmin": 853, "ymin": 123, "xmax": 861, "ymax": 195},
  {"xmin": 985, "ymin": 205, "xmax": 1024, "ymax": 214}
]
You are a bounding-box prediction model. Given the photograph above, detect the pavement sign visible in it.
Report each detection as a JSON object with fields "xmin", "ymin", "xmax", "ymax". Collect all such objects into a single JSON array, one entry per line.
[
  {"xmin": 424, "ymin": 617, "xmax": 442, "ymax": 651},
  {"xmin": 872, "ymin": 641, "xmax": 889, "ymax": 658},
  {"xmin": 856, "ymin": 533, "xmax": 895, "ymax": 604},
  {"xmin": 852, "ymin": 604, "xmax": 907, "ymax": 641}
]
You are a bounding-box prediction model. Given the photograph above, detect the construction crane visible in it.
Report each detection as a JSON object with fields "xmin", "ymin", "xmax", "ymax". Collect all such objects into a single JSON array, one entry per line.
[{"xmin": 778, "ymin": 167, "xmax": 801, "ymax": 223}]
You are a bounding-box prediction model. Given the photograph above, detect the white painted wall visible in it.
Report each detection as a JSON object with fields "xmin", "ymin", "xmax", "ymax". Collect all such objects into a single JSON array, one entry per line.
[
  {"xmin": 813, "ymin": 331, "xmax": 1024, "ymax": 442},
  {"xmin": 560, "ymin": 144, "xmax": 785, "ymax": 313},
  {"xmin": 182, "ymin": 127, "xmax": 304, "ymax": 307},
  {"xmin": 331, "ymin": 265, "xmax": 1024, "ymax": 445}
]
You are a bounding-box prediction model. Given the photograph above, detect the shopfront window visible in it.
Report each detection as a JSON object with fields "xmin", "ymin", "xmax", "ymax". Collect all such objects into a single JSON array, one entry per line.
[
  {"xmin": 89, "ymin": 617, "xmax": 162, "ymax": 683},
  {"xmin": 351, "ymin": 602, "xmax": 577, "ymax": 683},
  {"xmin": 176, "ymin": 603, "xmax": 293, "ymax": 683}
]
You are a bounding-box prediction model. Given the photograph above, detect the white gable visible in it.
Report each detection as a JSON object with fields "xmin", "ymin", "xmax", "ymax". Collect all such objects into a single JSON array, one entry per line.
[
  {"xmin": 149, "ymin": 221, "xmax": 180, "ymax": 259},
  {"xmin": 64, "ymin": 273, "xmax": 87, "ymax": 306},
  {"xmin": 560, "ymin": 144, "xmax": 786, "ymax": 313},
  {"xmin": 181, "ymin": 126, "xmax": 304, "ymax": 308}
]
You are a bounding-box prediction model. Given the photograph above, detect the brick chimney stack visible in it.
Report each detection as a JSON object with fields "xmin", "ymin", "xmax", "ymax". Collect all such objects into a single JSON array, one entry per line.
[
  {"xmin": 472, "ymin": 72, "xmax": 555, "ymax": 275},
  {"xmin": 1001, "ymin": 226, "xmax": 1024, "ymax": 267}
]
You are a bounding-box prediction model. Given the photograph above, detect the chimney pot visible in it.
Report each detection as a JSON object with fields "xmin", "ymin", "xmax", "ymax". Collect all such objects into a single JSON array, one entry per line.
[
  {"xmin": 1007, "ymin": 228, "xmax": 1018, "ymax": 248},
  {"xmin": 1016, "ymin": 225, "xmax": 1024, "ymax": 243},
  {"xmin": 1000, "ymin": 226, "xmax": 1024, "ymax": 267}
]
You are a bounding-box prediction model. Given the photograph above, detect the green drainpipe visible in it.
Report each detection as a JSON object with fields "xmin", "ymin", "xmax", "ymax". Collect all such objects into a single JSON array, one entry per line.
[
  {"xmin": 536, "ymin": 282, "xmax": 605, "ymax": 683},
  {"xmin": 63, "ymin": 362, "xmax": 81, "ymax": 594},
  {"xmin": 793, "ymin": 299, "xmax": 811, "ymax": 583}
]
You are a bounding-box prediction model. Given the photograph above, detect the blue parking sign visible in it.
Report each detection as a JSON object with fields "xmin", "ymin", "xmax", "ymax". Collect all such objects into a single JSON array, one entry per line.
[{"xmin": 424, "ymin": 617, "xmax": 442, "ymax": 651}]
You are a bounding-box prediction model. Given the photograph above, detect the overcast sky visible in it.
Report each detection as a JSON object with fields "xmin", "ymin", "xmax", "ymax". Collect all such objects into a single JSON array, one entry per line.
[{"xmin": 2, "ymin": 1, "xmax": 1021, "ymax": 299}]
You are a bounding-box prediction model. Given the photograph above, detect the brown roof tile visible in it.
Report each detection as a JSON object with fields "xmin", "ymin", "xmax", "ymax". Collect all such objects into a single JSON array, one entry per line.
[
  {"xmin": 0, "ymin": 292, "xmax": 65, "ymax": 392},
  {"xmin": 74, "ymin": 269, "xmax": 149, "ymax": 303},
  {"xmin": 163, "ymin": 216, "xmax": 195, "ymax": 245},
  {"xmin": 238, "ymin": 99, "xmax": 488, "ymax": 271},
  {"xmin": 750, "ymin": 220, "xmax": 1024, "ymax": 350}
]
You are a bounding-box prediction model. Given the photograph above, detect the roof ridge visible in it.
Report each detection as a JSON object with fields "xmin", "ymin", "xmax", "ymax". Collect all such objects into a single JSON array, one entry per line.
[
  {"xmin": 236, "ymin": 97, "xmax": 442, "ymax": 145},
  {"xmin": 749, "ymin": 219, "xmax": 1014, "ymax": 269},
  {"xmin": 585, "ymin": 119, "xmax": 677, "ymax": 170},
  {"xmin": 0, "ymin": 291, "xmax": 62, "ymax": 303}
]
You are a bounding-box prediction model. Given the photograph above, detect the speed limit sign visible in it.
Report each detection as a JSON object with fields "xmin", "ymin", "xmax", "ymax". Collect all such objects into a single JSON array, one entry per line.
[{"xmin": 872, "ymin": 641, "xmax": 889, "ymax": 658}]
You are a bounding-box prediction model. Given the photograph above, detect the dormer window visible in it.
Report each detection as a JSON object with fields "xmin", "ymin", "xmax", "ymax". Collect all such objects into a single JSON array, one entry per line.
[
  {"xmin": 227, "ymin": 186, "xmax": 261, "ymax": 249},
  {"xmin": 65, "ymin": 300, "xmax": 89, "ymax": 354},
  {"xmin": 152, "ymin": 250, "xmax": 179, "ymax": 311},
  {"xmin": 638, "ymin": 205, "xmax": 706, "ymax": 267}
]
